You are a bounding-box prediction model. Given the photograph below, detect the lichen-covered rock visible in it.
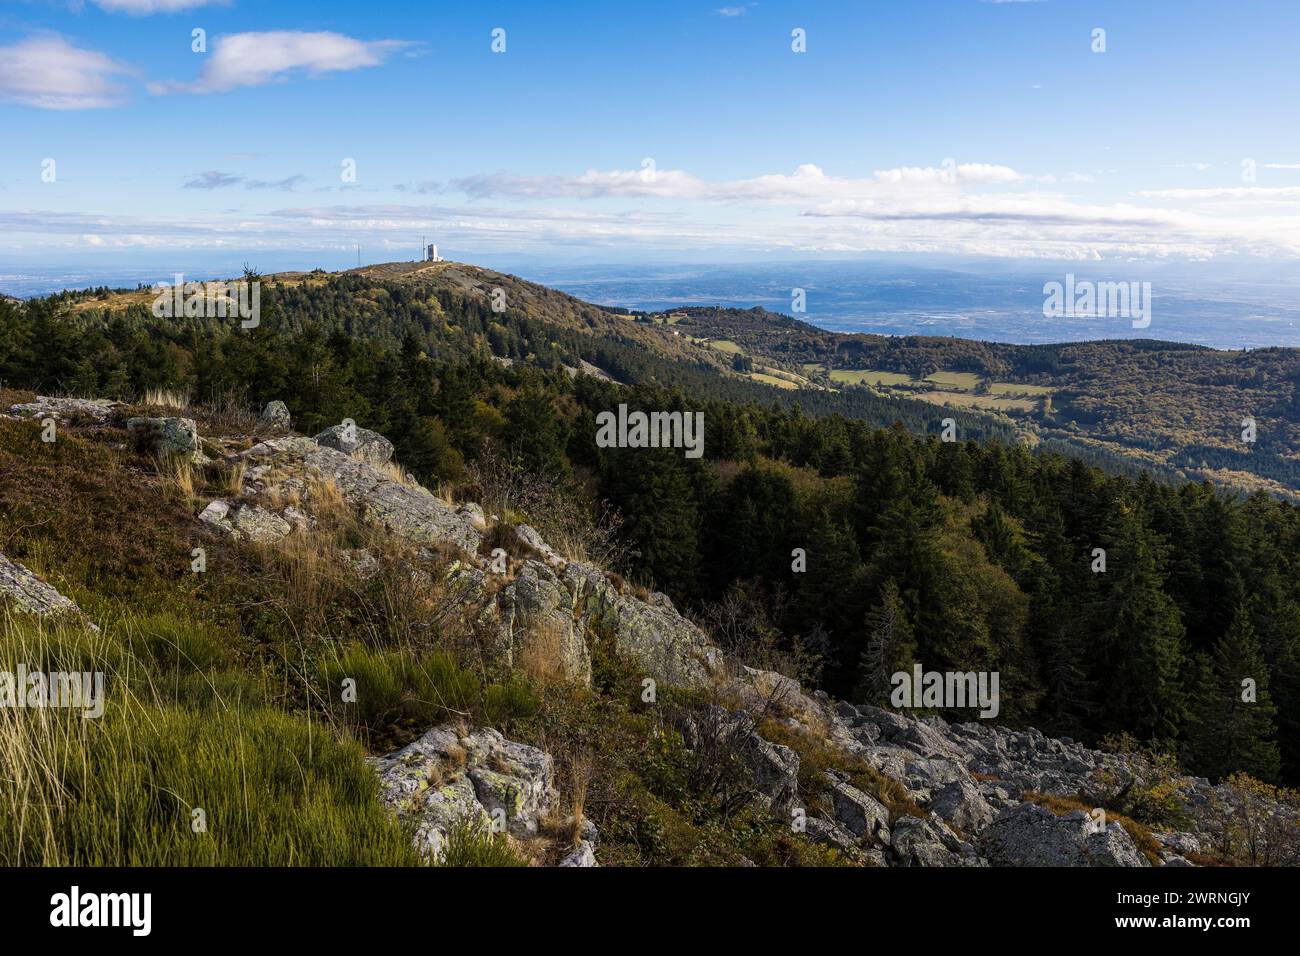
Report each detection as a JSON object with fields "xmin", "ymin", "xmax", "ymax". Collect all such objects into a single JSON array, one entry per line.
[
  {"xmin": 979, "ymin": 803, "xmax": 1148, "ymax": 867},
  {"xmin": 257, "ymin": 400, "xmax": 292, "ymax": 431},
  {"xmin": 514, "ymin": 524, "xmax": 563, "ymax": 568},
  {"xmin": 0, "ymin": 553, "xmax": 94, "ymax": 629},
  {"xmin": 370, "ymin": 724, "xmax": 587, "ymax": 864},
  {"xmin": 496, "ymin": 561, "xmax": 591, "ymax": 684},
  {"xmin": 826, "ymin": 775, "xmax": 891, "ymax": 844},
  {"xmin": 7, "ymin": 396, "xmax": 123, "ymax": 422},
  {"xmin": 314, "ymin": 423, "xmax": 394, "ymax": 466},
  {"xmin": 243, "ymin": 437, "xmax": 481, "ymax": 553},
  {"xmin": 748, "ymin": 735, "xmax": 800, "ymax": 817},
  {"xmin": 599, "ymin": 593, "xmax": 724, "ymax": 689},
  {"xmin": 806, "ymin": 816, "xmax": 862, "ymax": 855},
  {"xmin": 127, "ymin": 416, "xmax": 208, "ymax": 464},
  {"xmin": 930, "ymin": 777, "xmax": 996, "ymax": 833},
  {"xmin": 199, "ymin": 499, "xmax": 292, "ymax": 543},
  {"xmin": 559, "ymin": 841, "xmax": 597, "ymax": 867},
  {"xmin": 890, "ymin": 815, "xmax": 986, "ymax": 867}
]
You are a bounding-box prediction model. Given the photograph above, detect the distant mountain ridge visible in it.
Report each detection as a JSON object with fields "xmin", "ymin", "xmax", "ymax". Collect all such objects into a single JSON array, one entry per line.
[{"xmin": 9, "ymin": 259, "xmax": 1300, "ymax": 494}]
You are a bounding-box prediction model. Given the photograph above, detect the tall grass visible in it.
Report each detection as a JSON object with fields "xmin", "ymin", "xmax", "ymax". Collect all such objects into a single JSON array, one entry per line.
[{"xmin": 0, "ymin": 612, "xmax": 421, "ymax": 866}]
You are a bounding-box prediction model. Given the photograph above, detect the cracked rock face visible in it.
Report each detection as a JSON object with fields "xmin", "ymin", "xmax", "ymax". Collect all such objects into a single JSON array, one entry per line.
[
  {"xmin": 199, "ymin": 500, "xmax": 293, "ymax": 544},
  {"xmin": 314, "ymin": 423, "xmax": 395, "ymax": 466},
  {"xmin": 370, "ymin": 724, "xmax": 596, "ymax": 865},
  {"xmin": 242, "ymin": 437, "xmax": 482, "ymax": 553},
  {"xmin": 980, "ymin": 803, "xmax": 1148, "ymax": 867}
]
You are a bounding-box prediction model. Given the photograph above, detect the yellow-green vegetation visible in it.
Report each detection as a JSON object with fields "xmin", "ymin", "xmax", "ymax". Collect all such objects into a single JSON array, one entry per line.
[
  {"xmin": 915, "ymin": 391, "xmax": 1038, "ymax": 412},
  {"xmin": 749, "ymin": 372, "xmax": 800, "ymax": 390},
  {"xmin": 989, "ymin": 382, "xmax": 1054, "ymax": 397},
  {"xmin": 707, "ymin": 339, "xmax": 744, "ymax": 355},
  {"xmin": 923, "ymin": 371, "xmax": 982, "ymax": 391},
  {"xmin": 829, "ymin": 369, "xmax": 912, "ymax": 386},
  {"xmin": 0, "ymin": 611, "xmax": 422, "ymax": 866}
]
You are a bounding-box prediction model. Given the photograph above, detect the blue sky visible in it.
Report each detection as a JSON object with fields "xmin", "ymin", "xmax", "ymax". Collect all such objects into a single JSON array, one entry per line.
[{"xmin": 3, "ymin": 0, "xmax": 1300, "ymax": 273}]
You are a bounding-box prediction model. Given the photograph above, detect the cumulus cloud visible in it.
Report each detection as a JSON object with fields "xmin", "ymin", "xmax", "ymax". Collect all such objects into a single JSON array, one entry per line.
[
  {"xmin": 149, "ymin": 31, "xmax": 414, "ymax": 95},
  {"xmin": 0, "ymin": 35, "xmax": 134, "ymax": 109}
]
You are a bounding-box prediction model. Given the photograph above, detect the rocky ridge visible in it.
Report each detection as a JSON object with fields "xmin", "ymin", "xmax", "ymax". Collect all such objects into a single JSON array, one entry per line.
[{"xmin": 3, "ymin": 395, "xmax": 1294, "ymax": 867}]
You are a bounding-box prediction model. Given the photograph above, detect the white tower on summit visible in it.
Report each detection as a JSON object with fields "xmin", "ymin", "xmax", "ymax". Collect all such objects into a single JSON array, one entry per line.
[{"xmin": 426, "ymin": 244, "xmax": 442, "ymax": 263}]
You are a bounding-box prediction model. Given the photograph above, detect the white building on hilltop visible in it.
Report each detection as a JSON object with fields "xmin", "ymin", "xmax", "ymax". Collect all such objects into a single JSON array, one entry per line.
[{"xmin": 426, "ymin": 243, "xmax": 442, "ymax": 263}]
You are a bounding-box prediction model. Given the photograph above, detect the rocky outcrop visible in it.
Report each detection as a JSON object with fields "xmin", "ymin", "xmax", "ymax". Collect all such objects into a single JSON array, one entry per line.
[
  {"xmin": 494, "ymin": 560, "xmax": 592, "ymax": 684},
  {"xmin": 198, "ymin": 500, "xmax": 293, "ymax": 544},
  {"xmin": 980, "ymin": 803, "xmax": 1148, "ymax": 867},
  {"xmin": 314, "ymin": 423, "xmax": 395, "ymax": 466},
  {"xmin": 370, "ymin": 723, "xmax": 596, "ymax": 866},
  {"xmin": 127, "ymin": 416, "xmax": 208, "ymax": 464},
  {"xmin": 6, "ymin": 396, "xmax": 123, "ymax": 422},
  {"xmin": 0, "ymin": 553, "xmax": 95, "ymax": 629},
  {"xmin": 241, "ymin": 437, "xmax": 482, "ymax": 553},
  {"xmin": 257, "ymin": 401, "xmax": 292, "ymax": 431}
]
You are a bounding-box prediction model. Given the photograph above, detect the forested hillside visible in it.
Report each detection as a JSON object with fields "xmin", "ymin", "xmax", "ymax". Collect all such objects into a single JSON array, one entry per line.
[{"xmin": 2, "ymin": 269, "xmax": 1298, "ymax": 787}]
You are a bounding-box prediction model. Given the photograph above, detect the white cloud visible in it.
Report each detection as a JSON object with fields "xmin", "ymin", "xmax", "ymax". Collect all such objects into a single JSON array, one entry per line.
[
  {"xmin": 1136, "ymin": 186, "xmax": 1300, "ymax": 201},
  {"xmin": 93, "ymin": 0, "xmax": 226, "ymax": 13},
  {"xmin": 0, "ymin": 35, "xmax": 133, "ymax": 109},
  {"xmin": 872, "ymin": 163, "xmax": 1023, "ymax": 185},
  {"xmin": 451, "ymin": 162, "xmax": 1026, "ymax": 202},
  {"xmin": 149, "ymin": 31, "xmax": 413, "ymax": 95}
]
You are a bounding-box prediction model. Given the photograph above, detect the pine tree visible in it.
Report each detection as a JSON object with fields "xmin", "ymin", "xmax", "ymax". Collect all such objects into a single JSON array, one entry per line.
[{"xmin": 1188, "ymin": 607, "xmax": 1281, "ymax": 782}]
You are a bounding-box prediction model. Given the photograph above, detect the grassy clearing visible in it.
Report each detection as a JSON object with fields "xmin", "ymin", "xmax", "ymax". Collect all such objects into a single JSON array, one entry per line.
[
  {"xmin": 706, "ymin": 339, "xmax": 744, "ymax": 355},
  {"xmin": 914, "ymin": 391, "xmax": 1038, "ymax": 412},
  {"xmin": 829, "ymin": 369, "xmax": 913, "ymax": 386},
  {"xmin": 923, "ymin": 371, "xmax": 982, "ymax": 391},
  {"xmin": 989, "ymin": 381, "xmax": 1054, "ymax": 397},
  {"xmin": 749, "ymin": 372, "xmax": 800, "ymax": 390}
]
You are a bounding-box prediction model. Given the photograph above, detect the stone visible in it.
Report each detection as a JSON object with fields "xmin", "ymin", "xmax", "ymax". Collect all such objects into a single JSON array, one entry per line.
[
  {"xmin": 891, "ymin": 814, "xmax": 986, "ymax": 867},
  {"xmin": 243, "ymin": 438, "xmax": 481, "ymax": 553},
  {"xmin": 930, "ymin": 777, "xmax": 996, "ymax": 833},
  {"xmin": 496, "ymin": 561, "xmax": 591, "ymax": 684},
  {"xmin": 0, "ymin": 553, "xmax": 94, "ymax": 628},
  {"xmin": 371, "ymin": 724, "xmax": 562, "ymax": 862},
  {"xmin": 257, "ymin": 400, "xmax": 292, "ymax": 431},
  {"xmin": 826, "ymin": 776, "xmax": 891, "ymax": 843},
  {"xmin": 514, "ymin": 524, "xmax": 564, "ymax": 568},
  {"xmin": 806, "ymin": 816, "xmax": 860, "ymax": 853},
  {"xmin": 127, "ymin": 416, "xmax": 208, "ymax": 464},
  {"xmin": 314, "ymin": 423, "xmax": 394, "ymax": 466},
  {"xmin": 7, "ymin": 396, "xmax": 123, "ymax": 422},
  {"xmin": 979, "ymin": 803, "xmax": 1148, "ymax": 867},
  {"xmin": 558, "ymin": 841, "xmax": 598, "ymax": 867},
  {"xmin": 199, "ymin": 499, "xmax": 291, "ymax": 544}
]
